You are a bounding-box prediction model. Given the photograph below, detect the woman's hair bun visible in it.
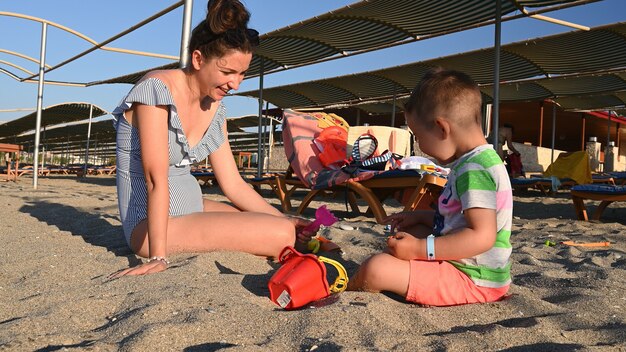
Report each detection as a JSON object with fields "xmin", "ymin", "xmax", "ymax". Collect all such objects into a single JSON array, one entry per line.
[{"xmin": 205, "ymin": 0, "xmax": 250, "ymax": 34}]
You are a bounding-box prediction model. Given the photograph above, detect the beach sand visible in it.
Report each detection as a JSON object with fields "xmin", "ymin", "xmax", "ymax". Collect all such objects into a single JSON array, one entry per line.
[{"xmin": 1, "ymin": 176, "xmax": 625, "ymax": 351}]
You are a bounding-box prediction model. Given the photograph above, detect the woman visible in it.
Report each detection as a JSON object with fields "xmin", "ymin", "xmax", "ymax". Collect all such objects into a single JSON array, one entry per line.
[{"xmin": 111, "ymin": 0, "xmax": 307, "ymax": 277}]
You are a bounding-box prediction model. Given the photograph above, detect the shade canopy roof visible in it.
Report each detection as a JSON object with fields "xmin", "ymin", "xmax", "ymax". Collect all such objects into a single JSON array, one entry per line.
[
  {"xmin": 2, "ymin": 115, "xmax": 282, "ymax": 153},
  {"xmin": 0, "ymin": 102, "xmax": 108, "ymax": 139},
  {"xmin": 0, "ymin": 119, "xmax": 116, "ymax": 145},
  {"xmin": 88, "ymin": 0, "xmax": 592, "ymax": 86},
  {"xmin": 236, "ymin": 22, "xmax": 626, "ymax": 113}
]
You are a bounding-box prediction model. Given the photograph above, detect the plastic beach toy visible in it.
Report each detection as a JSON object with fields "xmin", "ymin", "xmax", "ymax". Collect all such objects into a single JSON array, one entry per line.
[
  {"xmin": 303, "ymin": 205, "xmax": 339, "ymax": 233},
  {"xmin": 268, "ymin": 246, "xmax": 348, "ymax": 310},
  {"xmin": 303, "ymin": 205, "xmax": 338, "ymax": 253}
]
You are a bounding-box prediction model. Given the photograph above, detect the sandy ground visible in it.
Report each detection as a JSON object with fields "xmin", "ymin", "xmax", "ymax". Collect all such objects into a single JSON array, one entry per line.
[{"xmin": 1, "ymin": 175, "xmax": 625, "ymax": 351}]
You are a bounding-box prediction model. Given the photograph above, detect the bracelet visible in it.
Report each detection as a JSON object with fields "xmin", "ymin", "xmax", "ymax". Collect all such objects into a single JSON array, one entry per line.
[
  {"xmin": 426, "ymin": 234, "xmax": 436, "ymax": 261},
  {"xmin": 148, "ymin": 256, "xmax": 170, "ymax": 265}
]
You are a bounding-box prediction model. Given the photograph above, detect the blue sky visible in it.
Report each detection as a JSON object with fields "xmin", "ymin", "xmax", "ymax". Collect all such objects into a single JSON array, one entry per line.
[{"xmin": 1, "ymin": 0, "xmax": 625, "ymax": 124}]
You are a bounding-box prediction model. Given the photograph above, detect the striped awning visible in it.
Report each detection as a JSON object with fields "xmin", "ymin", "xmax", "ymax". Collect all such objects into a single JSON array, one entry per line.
[
  {"xmin": 237, "ymin": 22, "xmax": 626, "ymax": 112},
  {"xmin": 0, "ymin": 102, "xmax": 108, "ymax": 139},
  {"xmin": 0, "ymin": 119, "xmax": 115, "ymax": 145},
  {"xmin": 88, "ymin": 0, "xmax": 591, "ymax": 86}
]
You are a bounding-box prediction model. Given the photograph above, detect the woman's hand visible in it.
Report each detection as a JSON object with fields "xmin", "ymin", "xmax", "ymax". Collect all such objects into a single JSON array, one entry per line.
[
  {"xmin": 383, "ymin": 211, "xmax": 422, "ymax": 232},
  {"xmin": 387, "ymin": 232, "xmax": 421, "ymax": 260},
  {"xmin": 287, "ymin": 216, "xmax": 315, "ymax": 243},
  {"xmin": 108, "ymin": 260, "xmax": 167, "ymax": 279}
]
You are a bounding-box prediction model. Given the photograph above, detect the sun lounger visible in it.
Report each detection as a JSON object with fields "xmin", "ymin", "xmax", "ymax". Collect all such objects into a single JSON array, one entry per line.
[
  {"xmin": 289, "ymin": 169, "xmax": 447, "ymax": 223},
  {"xmin": 280, "ymin": 109, "xmax": 447, "ymax": 223},
  {"xmin": 510, "ymin": 177, "xmax": 554, "ymax": 194},
  {"xmin": 191, "ymin": 171, "xmax": 216, "ymax": 187},
  {"xmin": 570, "ymin": 184, "xmax": 626, "ymax": 221},
  {"xmin": 17, "ymin": 165, "xmax": 50, "ymax": 177},
  {"xmin": 608, "ymin": 171, "xmax": 626, "ymax": 185}
]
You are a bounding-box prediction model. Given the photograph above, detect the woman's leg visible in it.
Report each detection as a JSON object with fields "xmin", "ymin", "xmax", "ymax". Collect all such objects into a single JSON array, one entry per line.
[
  {"xmin": 347, "ymin": 253, "xmax": 410, "ymax": 296},
  {"xmin": 130, "ymin": 200, "xmax": 294, "ymax": 259}
]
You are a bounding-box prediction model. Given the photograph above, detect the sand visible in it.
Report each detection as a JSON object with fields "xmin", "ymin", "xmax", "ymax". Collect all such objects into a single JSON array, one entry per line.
[{"xmin": 1, "ymin": 175, "xmax": 625, "ymax": 351}]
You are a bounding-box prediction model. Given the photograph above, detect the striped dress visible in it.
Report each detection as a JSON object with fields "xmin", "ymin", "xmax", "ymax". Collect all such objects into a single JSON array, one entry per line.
[
  {"xmin": 432, "ymin": 144, "xmax": 513, "ymax": 288},
  {"xmin": 112, "ymin": 77, "xmax": 226, "ymax": 246}
]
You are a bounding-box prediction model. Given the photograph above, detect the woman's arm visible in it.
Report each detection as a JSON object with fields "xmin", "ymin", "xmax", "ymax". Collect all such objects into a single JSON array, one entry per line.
[
  {"xmin": 109, "ymin": 103, "xmax": 171, "ymax": 279},
  {"xmin": 209, "ymin": 124, "xmax": 283, "ymax": 217},
  {"xmin": 136, "ymin": 103, "xmax": 171, "ymax": 259}
]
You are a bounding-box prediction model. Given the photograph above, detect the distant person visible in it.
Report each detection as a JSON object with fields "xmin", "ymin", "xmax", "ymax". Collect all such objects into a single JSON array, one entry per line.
[
  {"xmin": 489, "ymin": 123, "xmax": 523, "ymax": 177},
  {"xmin": 111, "ymin": 0, "xmax": 310, "ymax": 278},
  {"xmin": 4, "ymin": 152, "xmax": 10, "ymax": 168},
  {"xmin": 347, "ymin": 68, "xmax": 513, "ymax": 307},
  {"xmin": 490, "ymin": 123, "xmax": 520, "ymax": 159}
]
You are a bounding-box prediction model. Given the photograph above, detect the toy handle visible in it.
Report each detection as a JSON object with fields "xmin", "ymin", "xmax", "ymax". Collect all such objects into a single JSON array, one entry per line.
[
  {"xmin": 278, "ymin": 246, "xmax": 299, "ymax": 263},
  {"xmin": 318, "ymin": 256, "xmax": 349, "ymax": 293}
]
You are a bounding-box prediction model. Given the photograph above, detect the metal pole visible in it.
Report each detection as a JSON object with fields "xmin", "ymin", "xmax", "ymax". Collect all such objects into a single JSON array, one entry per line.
[
  {"xmin": 580, "ymin": 113, "xmax": 586, "ymax": 151},
  {"xmin": 256, "ymin": 59, "xmax": 264, "ymax": 178},
  {"xmin": 356, "ymin": 109, "xmax": 361, "ymax": 126},
  {"xmin": 32, "ymin": 22, "xmax": 47, "ymax": 190},
  {"xmin": 83, "ymin": 104, "xmax": 94, "ymax": 177},
  {"xmin": 491, "ymin": 0, "xmax": 502, "ymax": 150},
  {"xmin": 41, "ymin": 126, "xmax": 46, "ymax": 170},
  {"xmin": 606, "ymin": 110, "xmax": 612, "ymax": 171},
  {"xmin": 606, "ymin": 110, "xmax": 611, "ymax": 148},
  {"xmin": 264, "ymin": 101, "xmax": 271, "ymax": 173},
  {"xmin": 179, "ymin": 0, "xmax": 193, "ymax": 69},
  {"xmin": 551, "ymin": 103, "xmax": 556, "ymax": 164},
  {"xmin": 391, "ymin": 86, "xmax": 396, "ymax": 127}
]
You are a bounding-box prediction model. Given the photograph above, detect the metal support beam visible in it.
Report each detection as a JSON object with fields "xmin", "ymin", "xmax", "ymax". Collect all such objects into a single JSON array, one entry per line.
[
  {"xmin": 551, "ymin": 103, "xmax": 556, "ymax": 164},
  {"xmin": 491, "ymin": 0, "xmax": 502, "ymax": 150},
  {"xmin": 83, "ymin": 104, "xmax": 94, "ymax": 177},
  {"xmin": 32, "ymin": 22, "xmax": 47, "ymax": 190},
  {"xmin": 256, "ymin": 59, "xmax": 264, "ymax": 178},
  {"xmin": 391, "ymin": 86, "xmax": 396, "ymax": 127},
  {"xmin": 179, "ymin": 0, "xmax": 194, "ymax": 69}
]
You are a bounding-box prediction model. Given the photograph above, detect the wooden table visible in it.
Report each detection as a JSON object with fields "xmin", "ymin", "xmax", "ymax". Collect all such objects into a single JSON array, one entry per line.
[{"xmin": 1, "ymin": 143, "xmax": 22, "ymax": 182}]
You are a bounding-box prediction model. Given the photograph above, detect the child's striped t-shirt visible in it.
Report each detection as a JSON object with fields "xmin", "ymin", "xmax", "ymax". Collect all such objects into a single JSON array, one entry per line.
[{"xmin": 433, "ymin": 144, "xmax": 513, "ymax": 288}]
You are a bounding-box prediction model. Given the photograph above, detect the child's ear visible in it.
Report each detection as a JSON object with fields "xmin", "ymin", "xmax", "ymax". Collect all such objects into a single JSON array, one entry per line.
[{"xmin": 434, "ymin": 117, "xmax": 451, "ymax": 139}]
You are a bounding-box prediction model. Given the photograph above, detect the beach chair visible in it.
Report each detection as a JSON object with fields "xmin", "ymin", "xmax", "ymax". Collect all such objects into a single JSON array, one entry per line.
[
  {"xmin": 192, "ymin": 171, "xmax": 216, "ymax": 187},
  {"xmin": 516, "ymin": 151, "xmax": 596, "ymax": 194},
  {"xmin": 510, "ymin": 177, "xmax": 554, "ymax": 194},
  {"xmin": 17, "ymin": 165, "xmax": 50, "ymax": 177},
  {"xmin": 571, "ymin": 184, "xmax": 626, "ymax": 221},
  {"xmin": 608, "ymin": 171, "xmax": 626, "ymax": 185},
  {"xmin": 543, "ymin": 151, "xmax": 592, "ymax": 187},
  {"xmin": 280, "ymin": 109, "xmax": 447, "ymax": 223}
]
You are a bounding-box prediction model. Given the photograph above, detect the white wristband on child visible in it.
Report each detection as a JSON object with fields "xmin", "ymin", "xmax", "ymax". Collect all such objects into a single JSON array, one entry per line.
[{"xmin": 426, "ymin": 234, "xmax": 436, "ymax": 261}]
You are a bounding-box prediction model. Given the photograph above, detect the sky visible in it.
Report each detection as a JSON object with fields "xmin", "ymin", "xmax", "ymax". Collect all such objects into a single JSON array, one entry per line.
[{"xmin": 1, "ymin": 0, "xmax": 625, "ymax": 124}]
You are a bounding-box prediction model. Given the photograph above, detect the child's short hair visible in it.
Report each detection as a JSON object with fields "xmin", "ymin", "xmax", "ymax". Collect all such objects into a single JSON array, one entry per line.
[{"xmin": 404, "ymin": 67, "xmax": 482, "ymax": 129}]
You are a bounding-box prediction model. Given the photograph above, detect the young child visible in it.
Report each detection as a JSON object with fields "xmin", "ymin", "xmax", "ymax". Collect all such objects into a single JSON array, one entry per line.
[{"xmin": 347, "ymin": 68, "xmax": 512, "ymax": 306}]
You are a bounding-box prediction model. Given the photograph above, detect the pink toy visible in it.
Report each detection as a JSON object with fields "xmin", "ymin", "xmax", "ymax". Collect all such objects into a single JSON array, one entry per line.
[{"xmin": 302, "ymin": 205, "xmax": 338, "ymax": 233}]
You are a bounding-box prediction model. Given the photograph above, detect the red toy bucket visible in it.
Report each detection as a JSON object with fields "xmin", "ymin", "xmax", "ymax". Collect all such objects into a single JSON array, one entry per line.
[{"xmin": 268, "ymin": 246, "xmax": 347, "ymax": 310}]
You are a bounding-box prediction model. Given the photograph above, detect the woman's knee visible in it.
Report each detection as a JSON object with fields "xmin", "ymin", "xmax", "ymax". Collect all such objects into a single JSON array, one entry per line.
[
  {"xmin": 202, "ymin": 199, "xmax": 239, "ymax": 212},
  {"xmin": 270, "ymin": 217, "xmax": 296, "ymax": 253}
]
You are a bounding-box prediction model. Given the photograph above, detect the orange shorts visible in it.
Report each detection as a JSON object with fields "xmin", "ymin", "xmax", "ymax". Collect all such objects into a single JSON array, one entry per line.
[{"xmin": 406, "ymin": 260, "xmax": 509, "ymax": 306}]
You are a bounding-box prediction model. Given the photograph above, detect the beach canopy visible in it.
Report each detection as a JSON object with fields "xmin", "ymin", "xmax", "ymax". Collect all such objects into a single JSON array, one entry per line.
[
  {"xmin": 0, "ymin": 119, "xmax": 115, "ymax": 145},
  {"xmin": 0, "ymin": 102, "xmax": 107, "ymax": 139},
  {"xmin": 88, "ymin": 0, "xmax": 593, "ymax": 86},
  {"xmin": 236, "ymin": 22, "xmax": 626, "ymax": 112}
]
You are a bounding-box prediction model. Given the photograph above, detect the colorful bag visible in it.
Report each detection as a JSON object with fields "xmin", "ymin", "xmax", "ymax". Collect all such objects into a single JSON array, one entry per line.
[
  {"xmin": 268, "ymin": 246, "xmax": 348, "ymax": 310},
  {"xmin": 341, "ymin": 133, "xmax": 403, "ymax": 175},
  {"xmin": 314, "ymin": 126, "xmax": 348, "ymax": 169}
]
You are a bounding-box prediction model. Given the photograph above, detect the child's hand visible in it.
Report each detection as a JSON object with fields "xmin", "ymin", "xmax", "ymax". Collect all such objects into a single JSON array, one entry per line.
[
  {"xmin": 383, "ymin": 212, "xmax": 420, "ymax": 232},
  {"xmin": 387, "ymin": 232, "xmax": 421, "ymax": 260}
]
